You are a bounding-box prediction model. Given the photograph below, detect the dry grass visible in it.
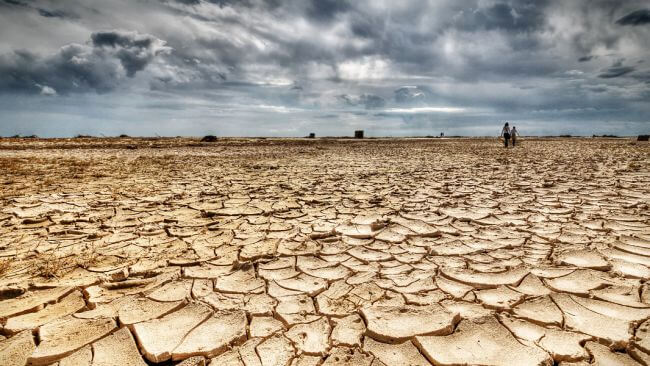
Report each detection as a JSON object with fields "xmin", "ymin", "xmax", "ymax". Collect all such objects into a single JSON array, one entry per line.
[
  {"xmin": 35, "ymin": 259, "xmax": 64, "ymax": 279},
  {"xmin": 75, "ymin": 246, "xmax": 99, "ymax": 270},
  {"xmin": 0, "ymin": 259, "xmax": 9, "ymax": 276}
]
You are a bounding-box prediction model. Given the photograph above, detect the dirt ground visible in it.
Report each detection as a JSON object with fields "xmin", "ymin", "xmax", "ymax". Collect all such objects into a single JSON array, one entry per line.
[{"xmin": 0, "ymin": 137, "xmax": 649, "ymax": 365}]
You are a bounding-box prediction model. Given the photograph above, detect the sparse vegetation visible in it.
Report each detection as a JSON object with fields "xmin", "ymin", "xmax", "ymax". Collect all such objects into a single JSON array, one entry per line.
[
  {"xmin": 201, "ymin": 135, "xmax": 218, "ymax": 142},
  {"xmin": 9, "ymin": 134, "xmax": 38, "ymax": 138},
  {"xmin": 35, "ymin": 250, "xmax": 68, "ymax": 279},
  {"xmin": 76, "ymin": 246, "xmax": 99, "ymax": 270},
  {"xmin": 0, "ymin": 259, "xmax": 9, "ymax": 275}
]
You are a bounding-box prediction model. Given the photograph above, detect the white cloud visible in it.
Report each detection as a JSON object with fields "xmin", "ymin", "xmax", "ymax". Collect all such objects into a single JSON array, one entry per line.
[
  {"xmin": 338, "ymin": 56, "xmax": 391, "ymax": 80},
  {"xmin": 37, "ymin": 84, "xmax": 57, "ymax": 96}
]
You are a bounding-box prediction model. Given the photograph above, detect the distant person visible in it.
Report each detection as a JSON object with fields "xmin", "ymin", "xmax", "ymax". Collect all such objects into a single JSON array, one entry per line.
[
  {"xmin": 500, "ymin": 122, "xmax": 511, "ymax": 148},
  {"xmin": 511, "ymin": 126, "xmax": 519, "ymax": 147}
]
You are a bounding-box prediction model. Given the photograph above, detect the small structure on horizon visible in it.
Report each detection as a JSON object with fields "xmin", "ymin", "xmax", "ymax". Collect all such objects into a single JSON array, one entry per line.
[
  {"xmin": 440, "ymin": 132, "xmax": 444, "ymax": 137},
  {"xmin": 355, "ymin": 130, "xmax": 364, "ymax": 139},
  {"xmin": 638, "ymin": 135, "xmax": 649, "ymax": 141},
  {"xmin": 308, "ymin": 133, "xmax": 315, "ymax": 138}
]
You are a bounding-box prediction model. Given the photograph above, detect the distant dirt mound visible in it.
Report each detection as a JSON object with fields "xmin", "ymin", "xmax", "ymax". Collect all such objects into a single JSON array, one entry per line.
[
  {"xmin": 638, "ymin": 135, "xmax": 649, "ymax": 141},
  {"xmin": 201, "ymin": 135, "xmax": 218, "ymax": 142}
]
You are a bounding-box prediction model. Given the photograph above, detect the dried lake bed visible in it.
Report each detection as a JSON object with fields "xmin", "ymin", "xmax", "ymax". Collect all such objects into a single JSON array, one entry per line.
[{"xmin": 0, "ymin": 137, "xmax": 649, "ymax": 365}]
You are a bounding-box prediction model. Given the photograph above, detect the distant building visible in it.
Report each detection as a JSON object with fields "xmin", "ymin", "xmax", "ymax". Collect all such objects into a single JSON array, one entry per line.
[
  {"xmin": 355, "ymin": 130, "xmax": 364, "ymax": 139},
  {"xmin": 308, "ymin": 133, "xmax": 315, "ymax": 138}
]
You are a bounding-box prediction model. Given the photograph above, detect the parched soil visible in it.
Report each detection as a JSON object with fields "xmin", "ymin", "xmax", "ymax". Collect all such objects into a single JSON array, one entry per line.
[{"xmin": 0, "ymin": 137, "xmax": 649, "ymax": 365}]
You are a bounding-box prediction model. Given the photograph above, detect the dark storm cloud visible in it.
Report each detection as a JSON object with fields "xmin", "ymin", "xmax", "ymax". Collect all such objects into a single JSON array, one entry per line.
[
  {"xmin": 598, "ymin": 60, "xmax": 636, "ymax": 78},
  {"xmin": 0, "ymin": 0, "xmax": 27, "ymax": 7},
  {"xmin": 599, "ymin": 66, "xmax": 635, "ymax": 78},
  {"xmin": 37, "ymin": 8, "xmax": 78, "ymax": 19},
  {"xmin": 0, "ymin": 46, "xmax": 119, "ymax": 95},
  {"xmin": 454, "ymin": 1, "xmax": 548, "ymax": 32},
  {"xmin": 1, "ymin": 0, "xmax": 78, "ymax": 20},
  {"xmin": 349, "ymin": 17, "xmax": 381, "ymax": 39},
  {"xmin": 0, "ymin": 30, "xmax": 170, "ymax": 94},
  {"xmin": 616, "ymin": 9, "xmax": 650, "ymax": 26},
  {"xmin": 166, "ymin": 0, "xmax": 282, "ymax": 9},
  {"xmin": 0, "ymin": 0, "xmax": 30, "ymax": 8},
  {"xmin": 91, "ymin": 30, "xmax": 169, "ymax": 76},
  {"xmin": 306, "ymin": 0, "xmax": 350, "ymax": 21},
  {"xmin": 153, "ymin": 0, "xmax": 588, "ymax": 86},
  {"xmin": 170, "ymin": 0, "xmax": 200, "ymax": 4}
]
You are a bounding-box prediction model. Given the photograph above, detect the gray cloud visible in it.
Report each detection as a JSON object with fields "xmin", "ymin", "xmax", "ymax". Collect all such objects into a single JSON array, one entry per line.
[
  {"xmin": 0, "ymin": 0, "xmax": 649, "ymax": 137},
  {"xmin": 453, "ymin": 1, "xmax": 549, "ymax": 32},
  {"xmin": 631, "ymin": 71, "xmax": 650, "ymax": 83},
  {"xmin": 598, "ymin": 60, "xmax": 636, "ymax": 78},
  {"xmin": 1, "ymin": 0, "xmax": 27, "ymax": 7},
  {"xmin": 337, "ymin": 94, "xmax": 386, "ymax": 110},
  {"xmin": 599, "ymin": 66, "xmax": 635, "ymax": 78},
  {"xmin": 336, "ymin": 94, "xmax": 355, "ymax": 106},
  {"xmin": 306, "ymin": 0, "xmax": 350, "ymax": 21},
  {"xmin": 394, "ymin": 87, "xmax": 427, "ymax": 104},
  {"xmin": 91, "ymin": 30, "xmax": 171, "ymax": 77},
  {"xmin": 616, "ymin": 9, "xmax": 650, "ymax": 26},
  {"xmin": 1, "ymin": 0, "xmax": 79, "ymax": 20},
  {"xmin": 358, "ymin": 94, "xmax": 386, "ymax": 109},
  {"xmin": 37, "ymin": 8, "xmax": 77, "ymax": 19},
  {"xmin": 0, "ymin": 30, "xmax": 170, "ymax": 94}
]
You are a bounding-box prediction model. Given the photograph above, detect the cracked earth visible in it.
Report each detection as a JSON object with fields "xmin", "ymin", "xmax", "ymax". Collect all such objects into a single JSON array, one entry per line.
[{"xmin": 0, "ymin": 137, "xmax": 649, "ymax": 366}]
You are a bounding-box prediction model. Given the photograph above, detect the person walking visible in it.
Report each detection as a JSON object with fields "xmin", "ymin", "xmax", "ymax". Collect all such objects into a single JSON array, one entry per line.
[
  {"xmin": 511, "ymin": 126, "xmax": 519, "ymax": 147},
  {"xmin": 500, "ymin": 122, "xmax": 511, "ymax": 148}
]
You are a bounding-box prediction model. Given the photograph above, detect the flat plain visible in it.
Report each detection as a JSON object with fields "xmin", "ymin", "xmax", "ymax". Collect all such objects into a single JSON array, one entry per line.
[{"xmin": 0, "ymin": 137, "xmax": 649, "ymax": 365}]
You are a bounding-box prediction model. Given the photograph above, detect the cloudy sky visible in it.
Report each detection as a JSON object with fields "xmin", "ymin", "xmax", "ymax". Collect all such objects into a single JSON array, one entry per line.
[{"xmin": 1, "ymin": 0, "xmax": 649, "ymax": 137}]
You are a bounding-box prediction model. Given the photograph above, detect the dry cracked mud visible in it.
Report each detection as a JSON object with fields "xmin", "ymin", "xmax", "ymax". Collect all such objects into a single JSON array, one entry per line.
[{"xmin": 0, "ymin": 136, "xmax": 649, "ymax": 365}]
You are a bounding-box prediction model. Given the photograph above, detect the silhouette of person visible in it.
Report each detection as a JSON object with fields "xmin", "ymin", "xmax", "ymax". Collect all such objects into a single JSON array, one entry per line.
[
  {"xmin": 501, "ymin": 122, "xmax": 511, "ymax": 148},
  {"xmin": 511, "ymin": 126, "xmax": 519, "ymax": 147}
]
